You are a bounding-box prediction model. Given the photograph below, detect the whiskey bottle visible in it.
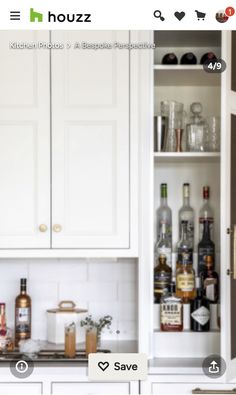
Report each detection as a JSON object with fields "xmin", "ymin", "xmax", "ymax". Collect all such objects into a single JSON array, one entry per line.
[
  {"xmin": 160, "ymin": 282, "xmax": 183, "ymax": 331},
  {"xmin": 155, "ymin": 223, "xmax": 172, "ymax": 268},
  {"xmin": 176, "ymin": 257, "xmax": 195, "ymax": 303},
  {"xmin": 177, "ymin": 221, "xmax": 193, "ymax": 266},
  {"xmin": 198, "ymin": 220, "xmax": 215, "ymax": 275},
  {"xmin": 156, "ymin": 183, "xmax": 172, "ymax": 244},
  {"xmin": 154, "ymin": 254, "xmax": 172, "ymax": 303},
  {"xmin": 201, "ymin": 255, "xmax": 219, "ymax": 303},
  {"xmin": 191, "ymin": 278, "xmax": 210, "ymax": 332},
  {"xmin": 199, "ymin": 186, "xmax": 214, "ymax": 241},
  {"xmin": 178, "ymin": 183, "xmax": 194, "ymax": 247},
  {"xmin": 15, "ymin": 279, "xmax": 31, "ymax": 346}
]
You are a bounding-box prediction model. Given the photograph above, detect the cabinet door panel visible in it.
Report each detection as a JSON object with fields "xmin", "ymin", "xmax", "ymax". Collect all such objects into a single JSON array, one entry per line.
[
  {"xmin": 0, "ymin": 383, "xmax": 42, "ymax": 395},
  {"xmin": 152, "ymin": 383, "xmax": 236, "ymax": 394},
  {"xmin": 0, "ymin": 31, "xmax": 50, "ymax": 248},
  {"xmin": 51, "ymin": 31, "xmax": 130, "ymax": 249}
]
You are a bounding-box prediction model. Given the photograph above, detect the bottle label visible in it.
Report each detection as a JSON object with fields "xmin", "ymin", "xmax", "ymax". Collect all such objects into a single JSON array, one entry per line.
[
  {"xmin": 157, "ymin": 248, "xmax": 172, "ymax": 267},
  {"xmin": 191, "ymin": 306, "xmax": 210, "ymax": 326},
  {"xmin": 154, "ymin": 272, "xmax": 171, "ymax": 295},
  {"xmin": 161, "ymin": 303, "xmax": 182, "ymax": 325},
  {"xmin": 177, "ymin": 274, "xmax": 195, "ymax": 291},
  {"xmin": 198, "ymin": 248, "xmax": 214, "ymax": 273},
  {"xmin": 204, "ymin": 278, "xmax": 217, "ymax": 302},
  {"xmin": 177, "ymin": 248, "xmax": 193, "ymax": 265},
  {"xmin": 16, "ymin": 308, "xmax": 31, "ymax": 334}
]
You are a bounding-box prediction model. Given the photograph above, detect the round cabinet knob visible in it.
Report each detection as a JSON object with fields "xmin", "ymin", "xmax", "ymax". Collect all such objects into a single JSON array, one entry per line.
[
  {"xmin": 53, "ymin": 224, "xmax": 62, "ymax": 233},
  {"xmin": 39, "ymin": 224, "xmax": 48, "ymax": 233}
]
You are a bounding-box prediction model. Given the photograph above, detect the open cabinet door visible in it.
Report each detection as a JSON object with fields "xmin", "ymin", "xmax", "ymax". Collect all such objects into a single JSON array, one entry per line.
[{"xmin": 221, "ymin": 31, "xmax": 236, "ymax": 382}]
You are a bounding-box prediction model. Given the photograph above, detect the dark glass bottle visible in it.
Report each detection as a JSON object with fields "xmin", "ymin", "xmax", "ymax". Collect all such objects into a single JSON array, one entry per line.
[
  {"xmin": 201, "ymin": 255, "xmax": 219, "ymax": 303},
  {"xmin": 160, "ymin": 282, "xmax": 183, "ymax": 331},
  {"xmin": 154, "ymin": 254, "xmax": 172, "ymax": 303},
  {"xmin": 200, "ymin": 52, "xmax": 217, "ymax": 65},
  {"xmin": 177, "ymin": 221, "xmax": 193, "ymax": 265},
  {"xmin": 162, "ymin": 53, "xmax": 178, "ymax": 65},
  {"xmin": 180, "ymin": 52, "xmax": 197, "ymax": 65},
  {"xmin": 190, "ymin": 278, "xmax": 210, "ymax": 332},
  {"xmin": 15, "ymin": 278, "xmax": 31, "ymax": 346},
  {"xmin": 198, "ymin": 220, "xmax": 215, "ymax": 275}
]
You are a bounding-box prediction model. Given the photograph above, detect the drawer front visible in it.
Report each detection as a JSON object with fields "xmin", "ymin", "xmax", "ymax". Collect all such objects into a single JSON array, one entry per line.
[
  {"xmin": 152, "ymin": 383, "xmax": 236, "ymax": 395},
  {"xmin": 0, "ymin": 383, "xmax": 42, "ymax": 395},
  {"xmin": 51, "ymin": 382, "xmax": 131, "ymax": 395}
]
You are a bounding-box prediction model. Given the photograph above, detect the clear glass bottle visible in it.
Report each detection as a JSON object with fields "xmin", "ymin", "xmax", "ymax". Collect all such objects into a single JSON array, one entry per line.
[
  {"xmin": 198, "ymin": 220, "xmax": 215, "ymax": 276},
  {"xmin": 155, "ymin": 223, "xmax": 172, "ymax": 268},
  {"xmin": 199, "ymin": 186, "xmax": 214, "ymax": 241},
  {"xmin": 176, "ymin": 256, "xmax": 195, "ymax": 303},
  {"xmin": 191, "ymin": 277, "xmax": 210, "ymax": 332},
  {"xmin": 201, "ymin": 255, "xmax": 219, "ymax": 303},
  {"xmin": 177, "ymin": 221, "xmax": 193, "ymax": 266},
  {"xmin": 156, "ymin": 183, "xmax": 172, "ymax": 244},
  {"xmin": 186, "ymin": 102, "xmax": 209, "ymax": 152},
  {"xmin": 178, "ymin": 183, "xmax": 194, "ymax": 247},
  {"xmin": 160, "ymin": 282, "xmax": 183, "ymax": 332},
  {"xmin": 154, "ymin": 254, "xmax": 172, "ymax": 304}
]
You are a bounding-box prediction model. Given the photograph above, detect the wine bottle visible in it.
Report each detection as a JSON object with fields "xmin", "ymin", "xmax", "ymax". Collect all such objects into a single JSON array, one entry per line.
[
  {"xmin": 191, "ymin": 278, "xmax": 210, "ymax": 332},
  {"xmin": 200, "ymin": 52, "xmax": 217, "ymax": 65},
  {"xmin": 201, "ymin": 255, "xmax": 219, "ymax": 303},
  {"xmin": 178, "ymin": 183, "xmax": 194, "ymax": 247},
  {"xmin": 156, "ymin": 183, "xmax": 172, "ymax": 244},
  {"xmin": 162, "ymin": 53, "xmax": 178, "ymax": 65},
  {"xmin": 198, "ymin": 220, "xmax": 215, "ymax": 275},
  {"xmin": 15, "ymin": 278, "xmax": 31, "ymax": 346},
  {"xmin": 180, "ymin": 52, "xmax": 197, "ymax": 65}
]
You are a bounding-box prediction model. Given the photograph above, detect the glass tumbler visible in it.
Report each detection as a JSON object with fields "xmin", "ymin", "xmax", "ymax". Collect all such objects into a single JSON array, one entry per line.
[
  {"xmin": 207, "ymin": 116, "xmax": 220, "ymax": 152},
  {"xmin": 85, "ymin": 327, "xmax": 97, "ymax": 356},
  {"xmin": 65, "ymin": 322, "xmax": 76, "ymax": 358}
]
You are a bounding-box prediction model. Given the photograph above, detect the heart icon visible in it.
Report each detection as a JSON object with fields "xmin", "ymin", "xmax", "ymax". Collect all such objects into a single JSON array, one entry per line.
[
  {"xmin": 174, "ymin": 11, "xmax": 185, "ymax": 21},
  {"xmin": 98, "ymin": 361, "xmax": 109, "ymax": 372}
]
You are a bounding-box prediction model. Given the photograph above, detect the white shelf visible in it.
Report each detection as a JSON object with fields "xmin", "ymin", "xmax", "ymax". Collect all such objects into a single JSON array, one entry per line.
[
  {"xmin": 154, "ymin": 152, "xmax": 220, "ymax": 163},
  {"xmin": 154, "ymin": 65, "xmax": 203, "ymax": 71}
]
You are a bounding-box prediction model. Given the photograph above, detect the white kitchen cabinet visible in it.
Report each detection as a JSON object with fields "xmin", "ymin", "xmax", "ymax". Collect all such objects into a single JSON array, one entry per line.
[
  {"xmin": 51, "ymin": 31, "xmax": 131, "ymax": 249},
  {"xmin": 0, "ymin": 31, "xmax": 50, "ymax": 248},
  {"xmin": 51, "ymin": 381, "xmax": 138, "ymax": 395},
  {"xmin": 142, "ymin": 379, "xmax": 236, "ymax": 394},
  {"xmin": 0, "ymin": 30, "xmax": 138, "ymax": 255}
]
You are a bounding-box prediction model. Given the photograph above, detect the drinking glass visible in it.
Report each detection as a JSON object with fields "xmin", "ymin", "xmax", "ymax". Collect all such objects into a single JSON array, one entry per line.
[
  {"xmin": 85, "ymin": 327, "xmax": 97, "ymax": 356},
  {"xmin": 207, "ymin": 116, "xmax": 220, "ymax": 152},
  {"xmin": 65, "ymin": 322, "xmax": 76, "ymax": 358}
]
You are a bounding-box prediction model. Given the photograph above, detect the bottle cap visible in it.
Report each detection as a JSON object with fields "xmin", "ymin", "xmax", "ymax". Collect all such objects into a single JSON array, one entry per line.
[
  {"xmin": 203, "ymin": 186, "xmax": 210, "ymax": 199},
  {"xmin": 183, "ymin": 183, "xmax": 190, "ymax": 198},
  {"xmin": 161, "ymin": 183, "xmax": 168, "ymax": 198},
  {"xmin": 20, "ymin": 278, "xmax": 27, "ymax": 285}
]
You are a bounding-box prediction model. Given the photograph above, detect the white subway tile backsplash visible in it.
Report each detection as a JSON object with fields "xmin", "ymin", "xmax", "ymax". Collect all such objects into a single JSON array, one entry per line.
[{"xmin": 0, "ymin": 258, "xmax": 137, "ymax": 341}]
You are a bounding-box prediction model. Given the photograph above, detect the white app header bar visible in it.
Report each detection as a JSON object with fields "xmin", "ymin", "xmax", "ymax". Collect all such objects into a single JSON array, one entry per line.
[{"xmin": 1, "ymin": 0, "xmax": 236, "ymax": 30}]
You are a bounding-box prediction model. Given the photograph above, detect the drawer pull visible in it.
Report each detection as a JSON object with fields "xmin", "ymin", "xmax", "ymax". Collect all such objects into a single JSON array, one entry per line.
[
  {"xmin": 192, "ymin": 389, "xmax": 236, "ymax": 394},
  {"xmin": 39, "ymin": 224, "xmax": 48, "ymax": 232},
  {"xmin": 53, "ymin": 224, "xmax": 62, "ymax": 233}
]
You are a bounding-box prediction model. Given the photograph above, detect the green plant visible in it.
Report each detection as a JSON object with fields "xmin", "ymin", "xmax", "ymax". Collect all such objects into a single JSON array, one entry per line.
[{"xmin": 80, "ymin": 315, "xmax": 113, "ymax": 333}]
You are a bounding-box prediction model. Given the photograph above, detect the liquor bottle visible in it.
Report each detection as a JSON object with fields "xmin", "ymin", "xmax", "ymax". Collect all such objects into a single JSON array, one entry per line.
[
  {"xmin": 162, "ymin": 53, "xmax": 178, "ymax": 65},
  {"xmin": 178, "ymin": 183, "xmax": 194, "ymax": 247},
  {"xmin": 180, "ymin": 52, "xmax": 197, "ymax": 65},
  {"xmin": 201, "ymin": 255, "xmax": 219, "ymax": 303},
  {"xmin": 177, "ymin": 221, "xmax": 193, "ymax": 266},
  {"xmin": 15, "ymin": 279, "xmax": 31, "ymax": 346},
  {"xmin": 0, "ymin": 304, "xmax": 6, "ymax": 337},
  {"xmin": 199, "ymin": 186, "xmax": 214, "ymax": 241},
  {"xmin": 160, "ymin": 282, "xmax": 183, "ymax": 331},
  {"xmin": 200, "ymin": 52, "xmax": 217, "ymax": 65},
  {"xmin": 156, "ymin": 183, "xmax": 172, "ymax": 244},
  {"xmin": 154, "ymin": 254, "xmax": 172, "ymax": 303},
  {"xmin": 191, "ymin": 278, "xmax": 210, "ymax": 332},
  {"xmin": 198, "ymin": 220, "xmax": 215, "ymax": 275},
  {"xmin": 154, "ymin": 223, "xmax": 172, "ymax": 268},
  {"xmin": 176, "ymin": 256, "xmax": 195, "ymax": 303}
]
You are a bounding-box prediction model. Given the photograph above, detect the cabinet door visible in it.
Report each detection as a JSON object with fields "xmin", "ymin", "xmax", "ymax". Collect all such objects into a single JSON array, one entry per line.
[
  {"xmin": 0, "ymin": 383, "xmax": 42, "ymax": 395},
  {"xmin": 151, "ymin": 383, "xmax": 236, "ymax": 394},
  {"xmin": 222, "ymin": 31, "xmax": 236, "ymax": 380},
  {"xmin": 0, "ymin": 31, "xmax": 50, "ymax": 248},
  {"xmin": 51, "ymin": 31, "xmax": 130, "ymax": 249}
]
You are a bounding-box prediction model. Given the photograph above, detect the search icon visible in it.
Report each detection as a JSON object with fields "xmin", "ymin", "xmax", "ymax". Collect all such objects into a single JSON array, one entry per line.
[{"xmin": 154, "ymin": 10, "xmax": 165, "ymax": 21}]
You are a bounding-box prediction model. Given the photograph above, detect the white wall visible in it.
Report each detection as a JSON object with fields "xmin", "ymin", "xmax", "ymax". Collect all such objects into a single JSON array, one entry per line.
[{"xmin": 0, "ymin": 259, "xmax": 138, "ymax": 342}]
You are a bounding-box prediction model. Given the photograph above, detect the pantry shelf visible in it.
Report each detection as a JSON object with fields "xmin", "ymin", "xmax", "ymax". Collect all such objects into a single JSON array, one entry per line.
[
  {"xmin": 153, "ymin": 152, "xmax": 220, "ymax": 163},
  {"xmin": 154, "ymin": 65, "xmax": 203, "ymax": 71}
]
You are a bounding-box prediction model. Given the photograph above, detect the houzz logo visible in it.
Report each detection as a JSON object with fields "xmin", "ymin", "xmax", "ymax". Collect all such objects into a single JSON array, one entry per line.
[{"xmin": 29, "ymin": 8, "xmax": 91, "ymax": 23}]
